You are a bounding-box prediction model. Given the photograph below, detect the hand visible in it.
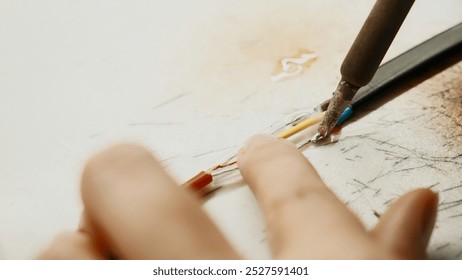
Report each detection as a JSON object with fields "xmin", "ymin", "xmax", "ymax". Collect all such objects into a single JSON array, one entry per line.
[{"xmin": 37, "ymin": 135, "xmax": 438, "ymax": 259}]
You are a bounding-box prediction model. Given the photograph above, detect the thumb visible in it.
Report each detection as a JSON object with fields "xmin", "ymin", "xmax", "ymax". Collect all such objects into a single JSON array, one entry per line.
[{"xmin": 371, "ymin": 188, "xmax": 438, "ymax": 259}]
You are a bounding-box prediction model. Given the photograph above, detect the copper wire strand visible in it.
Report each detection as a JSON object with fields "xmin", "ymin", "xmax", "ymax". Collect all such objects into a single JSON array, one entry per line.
[
  {"xmin": 211, "ymin": 166, "xmax": 239, "ymax": 177},
  {"xmin": 208, "ymin": 111, "xmax": 325, "ymax": 174},
  {"xmin": 209, "ymin": 161, "xmax": 237, "ymax": 172},
  {"xmin": 181, "ymin": 111, "xmax": 326, "ymax": 193}
]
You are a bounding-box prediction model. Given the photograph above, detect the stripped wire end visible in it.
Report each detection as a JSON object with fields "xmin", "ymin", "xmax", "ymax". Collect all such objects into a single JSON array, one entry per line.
[
  {"xmin": 181, "ymin": 171, "xmax": 213, "ymax": 192},
  {"xmin": 181, "ymin": 108, "xmax": 340, "ymax": 194}
]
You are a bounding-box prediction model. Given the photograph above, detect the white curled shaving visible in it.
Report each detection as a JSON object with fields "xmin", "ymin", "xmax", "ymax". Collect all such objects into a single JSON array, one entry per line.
[{"xmin": 271, "ymin": 53, "xmax": 317, "ymax": 82}]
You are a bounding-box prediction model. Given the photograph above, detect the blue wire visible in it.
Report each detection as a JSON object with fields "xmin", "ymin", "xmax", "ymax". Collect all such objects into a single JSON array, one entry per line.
[{"xmin": 336, "ymin": 106, "xmax": 353, "ymax": 126}]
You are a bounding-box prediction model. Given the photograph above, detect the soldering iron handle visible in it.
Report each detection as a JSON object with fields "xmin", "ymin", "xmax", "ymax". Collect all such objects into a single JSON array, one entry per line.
[{"xmin": 340, "ymin": 0, "xmax": 415, "ymax": 88}]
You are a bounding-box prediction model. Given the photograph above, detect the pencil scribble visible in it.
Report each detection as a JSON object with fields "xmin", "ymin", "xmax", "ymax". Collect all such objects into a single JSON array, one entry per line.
[{"xmin": 329, "ymin": 62, "xmax": 462, "ymax": 259}]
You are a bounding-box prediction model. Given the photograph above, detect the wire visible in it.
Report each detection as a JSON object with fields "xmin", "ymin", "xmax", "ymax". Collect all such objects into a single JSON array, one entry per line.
[
  {"xmin": 182, "ymin": 112, "xmax": 328, "ymax": 192},
  {"xmin": 276, "ymin": 111, "xmax": 325, "ymax": 139}
]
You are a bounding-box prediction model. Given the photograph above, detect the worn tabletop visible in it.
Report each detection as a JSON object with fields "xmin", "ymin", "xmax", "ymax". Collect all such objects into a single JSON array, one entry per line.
[{"xmin": 1, "ymin": 0, "xmax": 461, "ymax": 259}]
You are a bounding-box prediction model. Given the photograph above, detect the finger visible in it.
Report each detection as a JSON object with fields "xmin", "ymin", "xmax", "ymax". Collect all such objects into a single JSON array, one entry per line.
[
  {"xmin": 371, "ymin": 188, "xmax": 438, "ymax": 259},
  {"xmin": 36, "ymin": 231, "xmax": 105, "ymax": 260},
  {"xmin": 237, "ymin": 135, "xmax": 372, "ymax": 259},
  {"xmin": 81, "ymin": 144, "xmax": 239, "ymax": 259}
]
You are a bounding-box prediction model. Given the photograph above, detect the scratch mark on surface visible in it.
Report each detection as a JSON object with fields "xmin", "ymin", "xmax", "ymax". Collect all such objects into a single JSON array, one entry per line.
[
  {"xmin": 129, "ymin": 122, "xmax": 179, "ymax": 126},
  {"xmin": 448, "ymin": 213, "xmax": 462, "ymax": 219},
  {"xmin": 383, "ymin": 197, "xmax": 396, "ymax": 206},
  {"xmin": 392, "ymin": 156, "xmax": 410, "ymax": 166},
  {"xmin": 341, "ymin": 144, "xmax": 359, "ymax": 154},
  {"xmin": 373, "ymin": 188, "xmax": 381, "ymax": 197},
  {"xmin": 441, "ymin": 183, "xmax": 462, "ymax": 192},
  {"xmin": 394, "ymin": 164, "xmax": 438, "ymax": 173},
  {"xmin": 89, "ymin": 133, "xmax": 104, "ymax": 138},
  {"xmin": 435, "ymin": 243, "xmax": 450, "ymax": 251},
  {"xmin": 193, "ymin": 145, "xmax": 237, "ymax": 158},
  {"xmin": 439, "ymin": 199, "xmax": 462, "ymax": 211},
  {"xmin": 368, "ymin": 170, "xmax": 392, "ymax": 184},
  {"xmin": 350, "ymin": 179, "xmax": 377, "ymax": 194},
  {"xmin": 160, "ymin": 155, "xmax": 180, "ymax": 163},
  {"xmin": 240, "ymin": 91, "xmax": 260, "ymax": 103},
  {"xmin": 152, "ymin": 92, "xmax": 190, "ymax": 110},
  {"xmin": 455, "ymin": 250, "xmax": 462, "ymax": 259}
]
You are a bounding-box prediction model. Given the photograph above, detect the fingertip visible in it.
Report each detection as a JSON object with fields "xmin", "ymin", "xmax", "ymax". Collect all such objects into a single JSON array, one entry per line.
[
  {"xmin": 373, "ymin": 188, "xmax": 439, "ymax": 259},
  {"xmin": 238, "ymin": 134, "xmax": 280, "ymax": 156},
  {"xmin": 236, "ymin": 134, "xmax": 367, "ymax": 258},
  {"xmin": 404, "ymin": 187, "xmax": 438, "ymax": 201},
  {"xmin": 82, "ymin": 143, "xmax": 156, "ymax": 183},
  {"xmin": 237, "ymin": 133, "xmax": 323, "ymax": 194},
  {"xmin": 399, "ymin": 188, "xmax": 439, "ymax": 256},
  {"xmin": 80, "ymin": 143, "xmax": 165, "ymax": 207},
  {"xmin": 237, "ymin": 134, "xmax": 295, "ymax": 168},
  {"xmin": 78, "ymin": 143, "xmax": 239, "ymax": 259},
  {"xmin": 414, "ymin": 189, "xmax": 439, "ymax": 244},
  {"xmin": 400, "ymin": 188, "xmax": 439, "ymax": 233}
]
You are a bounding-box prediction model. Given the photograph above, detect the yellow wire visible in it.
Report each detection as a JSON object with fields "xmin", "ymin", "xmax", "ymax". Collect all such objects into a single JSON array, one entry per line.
[
  {"xmin": 209, "ymin": 111, "xmax": 325, "ymax": 173},
  {"xmin": 276, "ymin": 111, "xmax": 325, "ymax": 139}
]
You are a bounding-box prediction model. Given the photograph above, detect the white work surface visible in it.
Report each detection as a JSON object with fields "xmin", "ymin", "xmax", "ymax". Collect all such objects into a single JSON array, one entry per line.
[{"xmin": 1, "ymin": 0, "xmax": 462, "ymax": 259}]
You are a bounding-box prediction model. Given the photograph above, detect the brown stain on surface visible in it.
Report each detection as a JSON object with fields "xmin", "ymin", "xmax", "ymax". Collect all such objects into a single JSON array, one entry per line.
[
  {"xmin": 418, "ymin": 62, "xmax": 462, "ymax": 148},
  {"xmin": 160, "ymin": 1, "xmax": 377, "ymax": 115},
  {"xmin": 189, "ymin": 3, "xmax": 358, "ymax": 86},
  {"xmin": 176, "ymin": 2, "xmax": 369, "ymax": 116}
]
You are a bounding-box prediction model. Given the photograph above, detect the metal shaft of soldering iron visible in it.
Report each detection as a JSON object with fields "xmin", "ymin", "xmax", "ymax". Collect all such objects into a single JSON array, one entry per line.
[{"xmin": 315, "ymin": 0, "xmax": 415, "ymax": 140}]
